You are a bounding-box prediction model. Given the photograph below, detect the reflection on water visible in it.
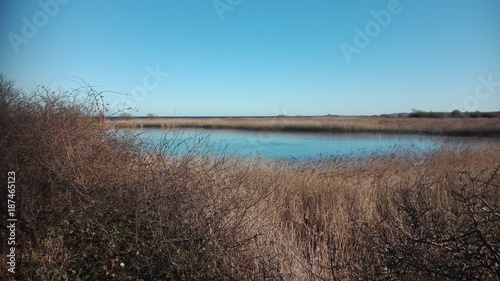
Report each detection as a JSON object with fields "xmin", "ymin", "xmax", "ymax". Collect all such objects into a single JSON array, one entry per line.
[{"xmin": 123, "ymin": 128, "xmax": 499, "ymax": 160}]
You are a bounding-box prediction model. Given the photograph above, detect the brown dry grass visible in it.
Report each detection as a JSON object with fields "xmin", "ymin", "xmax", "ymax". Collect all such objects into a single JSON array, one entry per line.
[
  {"xmin": 110, "ymin": 116, "xmax": 500, "ymax": 136},
  {"xmin": 251, "ymin": 147, "xmax": 500, "ymax": 280},
  {"xmin": 1, "ymin": 76, "xmax": 499, "ymax": 280}
]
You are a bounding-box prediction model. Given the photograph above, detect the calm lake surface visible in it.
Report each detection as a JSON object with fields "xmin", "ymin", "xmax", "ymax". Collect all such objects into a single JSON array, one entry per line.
[{"xmin": 125, "ymin": 128, "xmax": 500, "ymax": 160}]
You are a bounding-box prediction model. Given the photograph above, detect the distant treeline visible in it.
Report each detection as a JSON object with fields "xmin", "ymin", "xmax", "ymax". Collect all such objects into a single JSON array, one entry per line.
[
  {"xmin": 382, "ymin": 110, "xmax": 500, "ymax": 118},
  {"xmin": 114, "ymin": 110, "xmax": 500, "ymax": 120}
]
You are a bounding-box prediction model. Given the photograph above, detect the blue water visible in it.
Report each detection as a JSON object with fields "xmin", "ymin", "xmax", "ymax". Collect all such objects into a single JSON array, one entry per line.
[{"xmin": 124, "ymin": 128, "xmax": 499, "ymax": 160}]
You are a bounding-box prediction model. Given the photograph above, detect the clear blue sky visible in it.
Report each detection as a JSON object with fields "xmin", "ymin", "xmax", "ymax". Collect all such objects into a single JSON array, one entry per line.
[{"xmin": 1, "ymin": 0, "xmax": 500, "ymax": 116}]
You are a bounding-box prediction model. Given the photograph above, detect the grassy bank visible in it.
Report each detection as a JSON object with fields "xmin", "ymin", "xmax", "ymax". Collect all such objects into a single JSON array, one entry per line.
[
  {"xmin": 111, "ymin": 116, "xmax": 500, "ymax": 136},
  {"xmin": 1, "ymin": 76, "xmax": 499, "ymax": 280}
]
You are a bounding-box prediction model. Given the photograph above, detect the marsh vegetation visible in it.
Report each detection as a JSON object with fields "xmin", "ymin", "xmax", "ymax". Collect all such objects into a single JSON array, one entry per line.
[
  {"xmin": 1, "ymin": 76, "xmax": 499, "ymax": 280},
  {"xmin": 111, "ymin": 115, "xmax": 500, "ymax": 136}
]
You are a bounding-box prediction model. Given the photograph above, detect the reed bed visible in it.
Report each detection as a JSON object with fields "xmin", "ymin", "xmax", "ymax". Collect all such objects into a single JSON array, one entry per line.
[
  {"xmin": 1, "ymin": 76, "xmax": 499, "ymax": 280},
  {"xmin": 111, "ymin": 116, "xmax": 500, "ymax": 136}
]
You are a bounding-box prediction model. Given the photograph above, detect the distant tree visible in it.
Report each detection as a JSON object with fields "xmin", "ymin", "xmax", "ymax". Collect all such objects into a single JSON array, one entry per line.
[
  {"xmin": 119, "ymin": 112, "xmax": 133, "ymax": 120},
  {"xmin": 410, "ymin": 109, "xmax": 425, "ymax": 118},
  {"xmin": 450, "ymin": 109, "xmax": 463, "ymax": 118},
  {"xmin": 147, "ymin": 113, "xmax": 157, "ymax": 119}
]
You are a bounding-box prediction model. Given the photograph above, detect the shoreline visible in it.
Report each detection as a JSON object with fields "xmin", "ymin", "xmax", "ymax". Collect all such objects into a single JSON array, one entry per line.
[{"xmin": 109, "ymin": 116, "xmax": 500, "ymax": 137}]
